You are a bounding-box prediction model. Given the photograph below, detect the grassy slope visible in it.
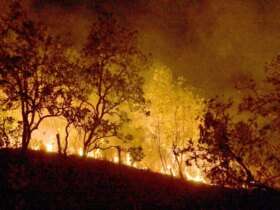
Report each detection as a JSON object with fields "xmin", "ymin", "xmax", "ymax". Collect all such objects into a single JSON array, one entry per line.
[{"xmin": 0, "ymin": 149, "xmax": 279, "ymax": 210}]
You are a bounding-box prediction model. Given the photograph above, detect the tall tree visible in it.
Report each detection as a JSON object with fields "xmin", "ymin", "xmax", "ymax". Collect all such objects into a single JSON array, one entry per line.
[
  {"xmin": 0, "ymin": 2, "xmax": 77, "ymax": 152},
  {"xmin": 74, "ymin": 14, "xmax": 146, "ymax": 156}
]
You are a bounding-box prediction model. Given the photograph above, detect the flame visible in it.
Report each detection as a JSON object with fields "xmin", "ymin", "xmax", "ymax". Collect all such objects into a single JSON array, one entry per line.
[
  {"xmin": 31, "ymin": 145, "xmax": 40, "ymax": 151},
  {"xmin": 26, "ymin": 136, "xmax": 207, "ymax": 184},
  {"xmin": 186, "ymin": 173, "xmax": 206, "ymax": 183},
  {"xmin": 27, "ymin": 140, "xmax": 208, "ymax": 184},
  {"xmin": 124, "ymin": 153, "xmax": 132, "ymax": 166},
  {"xmin": 88, "ymin": 151, "xmax": 94, "ymax": 158},
  {"xmin": 46, "ymin": 143, "xmax": 53, "ymax": 152},
  {"xmin": 78, "ymin": 148, "xmax": 83, "ymax": 156},
  {"xmin": 113, "ymin": 155, "xmax": 119, "ymax": 163},
  {"xmin": 185, "ymin": 168, "xmax": 206, "ymax": 183},
  {"xmin": 27, "ymin": 138, "xmax": 207, "ymax": 184}
]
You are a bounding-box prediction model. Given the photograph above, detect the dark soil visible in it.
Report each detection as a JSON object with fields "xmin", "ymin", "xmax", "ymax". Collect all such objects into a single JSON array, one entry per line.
[{"xmin": 0, "ymin": 148, "xmax": 279, "ymax": 210}]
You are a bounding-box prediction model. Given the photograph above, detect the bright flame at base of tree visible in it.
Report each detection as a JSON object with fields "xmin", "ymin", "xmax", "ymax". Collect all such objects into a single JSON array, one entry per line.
[
  {"xmin": 46, "ymin": 143, "xmax": 54, "ymax": 153},
  {"xmin": 28, "ymin": 143, "xmax": 208, "ymax": 184},
  {"xmin": 78, "ymin": 148, "xmax": 83, "ymax": 157},
  {"xmin": 185, "ymin": 170, "xmax": 207, "ymax": 183}
]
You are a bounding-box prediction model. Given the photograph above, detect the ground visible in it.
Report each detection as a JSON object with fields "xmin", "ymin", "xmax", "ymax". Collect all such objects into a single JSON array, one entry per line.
[{"xmin": 0, "ymin": 149, "xmax": 279, "ymax": 210}]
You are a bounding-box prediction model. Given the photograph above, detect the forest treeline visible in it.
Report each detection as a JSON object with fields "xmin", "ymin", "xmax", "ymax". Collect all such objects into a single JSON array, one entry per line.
[{"xmin": 0, "ymin": 1, "xmax": 280, "ymax": 190}]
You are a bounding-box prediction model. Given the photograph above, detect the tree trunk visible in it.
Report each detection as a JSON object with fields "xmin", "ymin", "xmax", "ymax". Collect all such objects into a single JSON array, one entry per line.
[
  {"xmin": 21, "ymin": 101, "xmax": 31, "ymax": 153},
  {"xmin": 56, "ymin": 133, "xmax": 62, "ymax": 155},
  {"xmin": 174, "ymin": 154, "xmax": 184, "ymax": 179},
  {"xmin": 63, "ymin": 137, "xmax": 68, "ymax": 156},
  {"xmin": 83, "ymin": 144, "xmax": 88, "ymax": 158},
  {"xmin": 116, "ymin": 146, "xmax": 121, "ymax": 164},
  {"xmin": 63, "ymin": 123, "xmax": 70, "ymax": 156},
  {"xmin": 21, "ymin": 138, "xmax": 28, "ymax": 153},
  {"xmin": 21, "ymin": 124, "xmax": 31, "ymax": 153}
]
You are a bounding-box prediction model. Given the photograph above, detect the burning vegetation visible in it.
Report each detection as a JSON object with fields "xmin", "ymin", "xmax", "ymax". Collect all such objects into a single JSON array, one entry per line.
[
  {"xmin": 0, "ymin": 1, "xmax": 206, "ymax": 184},
  {"xmin": 0, "ymin": 3, "xmax": 280, "ymax": 207}
]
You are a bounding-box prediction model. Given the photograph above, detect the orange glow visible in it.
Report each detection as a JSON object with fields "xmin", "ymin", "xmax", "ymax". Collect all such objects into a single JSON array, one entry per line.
[
  {"xmin": 88, "ymin": 151, "xmax": 94, "ymax": 158},
  {"xmin": 26, "ymin": 137, "xmax": 208, "ymax": 184},
  {"xmin": 113, "ymin": 155, "xmax": 119, "ymax": 163},
  {"xmin": 78, "ymin": 148, "xmax": 83, "ymax": 156},
  {"xmin": 31, "ymin": 145, "xmax": 40, "ymax": 151},
  {"xmin": 9, "ymin": 66, "xmax": 207, "ymax": 184},
  {"xmin": 185, "ymin": 168, "xmax": 207, "ymax": 183},
  {"xmin": 124, "ymin": 153, "xmax": 132, "ymax": 166},
  {"xmin": 186, "ymin": 172, "xmax": 206, "ymax": 183},
  {"xmin": 46, "ymin": 143, "xmax": 54, "ymax": 152}
]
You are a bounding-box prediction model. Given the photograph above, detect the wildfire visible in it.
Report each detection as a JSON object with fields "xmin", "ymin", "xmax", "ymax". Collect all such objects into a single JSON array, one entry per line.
[
  {"xmin": 29, "ymin": 137, "xmax": 207, "ymax": 184},
  {"xmin": 32, "ymin": 145, "xmax": 40, "ymax": 151},
  {"xmin": 78, "ymin": 148, "xmax": 83, "ymax": 156},
  {"xmin": 113, "ymin": 155, "xmax": 119, "ymax": 163},
  {"xmin": 88, "ymin": 151, "xmax": 94, "ymax": 158},
  {"xmin": 46, "ymin": 143, "xmax": 54, "ymax": 152},
  {"xmin": 124, "ymin": 153, "xmax": 132, "ymax": 166},
  {"xmin": 185, "ymin": 168, "xmax": 207, "ymax": 183},
  {"xmin": 186, "ymin": 173, "xmax": 206, "ymax": 183},
  {"xmin": 30, "ymin": 142, "xmax": 207, "ymax": 184}
]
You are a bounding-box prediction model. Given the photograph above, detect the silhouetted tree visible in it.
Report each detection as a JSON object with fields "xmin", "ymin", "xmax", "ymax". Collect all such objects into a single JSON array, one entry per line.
[
  {"xmin": 179, "ymin": 55, "xmax": 280, "ymax": 189},
  {"xmin": 0, "ymin": 2, "xmax": 78, "ymax": 152},
  {"xmin": 128, "ymin": 146, "xmax": 145, "ymax": 165},
  {"xmin": 73, "ymin": 14, "xmax": 146, "ymax": 156},
  {"xmin": 236, "ymin": 55, "xmax": 280, "ymax": 187},
  {"xmin": 0, "ymin": 116, "xmax": 21, "ymax": 148}
]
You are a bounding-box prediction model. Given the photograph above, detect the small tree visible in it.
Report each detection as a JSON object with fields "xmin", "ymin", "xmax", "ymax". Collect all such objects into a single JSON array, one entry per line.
[{"xmin": 0, "ymin": 116, "xmax": 21, "ymax": 148}]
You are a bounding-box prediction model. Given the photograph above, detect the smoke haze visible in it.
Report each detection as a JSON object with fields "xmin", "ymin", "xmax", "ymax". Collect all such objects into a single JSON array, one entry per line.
[{"xmin": 8, "ymin": 0, "xmax": 280, "ymax": 96}]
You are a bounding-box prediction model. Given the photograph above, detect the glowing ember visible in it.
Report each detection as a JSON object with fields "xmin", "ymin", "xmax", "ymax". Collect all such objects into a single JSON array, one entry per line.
[
  {"xmin": 88, "ymin": 151, "xmax": 94, "ymax": 158},
  {"xmin": 185, "ymin": 169, "xmax": 206, "ymax": 183},
  {"xmin": 29, "ymin": 140, "xmax": 208, "ymax": 184},
  {"xmin": 124, "ymin": 153, "xmax": 131, "ymax": 166},
  {"xmin": 31, "ymin": 145, "xmax": 40, "ymax": 151},
  {"xmin": 78, "ymin": 148, "xmax": 83, "ymax": 156},
  {"xmin": 113, "ymin": 156, "xmax": 119, "ymax": 163},
  {"xmin": 46, "ymin": 143, "xmax": 53, "ymax": 152},
  {"xmin": 186, "ymin": 173, "xmax": 206, "ymax": 183}
]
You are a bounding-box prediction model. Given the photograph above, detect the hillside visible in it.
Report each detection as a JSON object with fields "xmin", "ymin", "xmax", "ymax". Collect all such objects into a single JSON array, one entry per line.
[{"xmin": 0, "ymin": 149, "xmax": 279, "ymax": 210}]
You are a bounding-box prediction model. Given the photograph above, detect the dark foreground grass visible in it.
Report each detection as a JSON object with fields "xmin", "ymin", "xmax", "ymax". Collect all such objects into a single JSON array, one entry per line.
[{"xmin": 0, "ymin": 149, "xmax": 279, "ymax": 210}]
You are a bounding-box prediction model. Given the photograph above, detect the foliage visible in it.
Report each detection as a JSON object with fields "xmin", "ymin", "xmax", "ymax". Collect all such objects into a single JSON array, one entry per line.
[
  {"xmin": 140, "ymin": 65, "xmax": 204, "ymax": 176},
  {"xmin": 0, "ymin": 1, "xmax": 79, "ymax": 151},
  {"xmin": 0, "ymin": 116, "xmax": 21, "ymax": 148},
  {"xmin": 179, "ymin": 55, "xmax": 280, "ymax": 189},
  {"xmin": 128, "ymin": 146, "xmax": 145, "ymax": 163},
  {"xmin": 70, "ymin": 13, "xmax": 147, "ymax": 155}
]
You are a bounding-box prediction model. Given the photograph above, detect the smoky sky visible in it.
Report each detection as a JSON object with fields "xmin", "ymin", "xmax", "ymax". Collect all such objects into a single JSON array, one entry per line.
[{"xmin": 8, "ymin": 0, "xmax": 280, "ymax": 96}]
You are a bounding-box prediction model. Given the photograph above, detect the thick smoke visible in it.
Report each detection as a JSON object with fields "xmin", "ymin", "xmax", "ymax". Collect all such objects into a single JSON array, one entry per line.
[{"xmin": 10, "ymin": 0, "xmax": 280, "ymax": 96}]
